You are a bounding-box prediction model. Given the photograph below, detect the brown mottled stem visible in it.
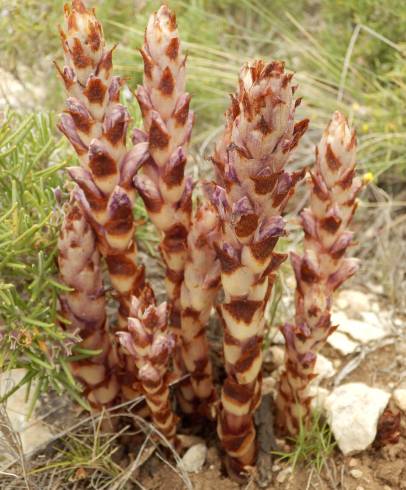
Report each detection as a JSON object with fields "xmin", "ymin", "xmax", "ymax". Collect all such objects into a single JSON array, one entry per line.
[
  {"xmin": 133, "ymin": 5, "xmax": 194, "ymax": 408},
  {"xmin": 118, "ymin": 288, "xmax": 178, "ymax": 444},
  {"xmin": 179, "ymin": 202, "xmax": 221, "ymax": 417},
  {"xmin": 56, "ymin": 0, "xmax": 146, "ymax": 330},
  {"xmin": 207, "ymin": 60, "xmax": 308, "ymax": 479},
  {"xmin": 58, "ymin": 196, "xmax": 121, "ymax": 410},
  {"xmin": 276, "ymin": 112, "xmax": 362, "ymax": 435}
]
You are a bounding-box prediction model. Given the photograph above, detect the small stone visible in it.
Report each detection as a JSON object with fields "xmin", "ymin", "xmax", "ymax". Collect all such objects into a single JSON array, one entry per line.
[
  {"xmin": 309, "ymin": 386, "xmax": 329, "ymax": 411},
  {"xmin": 262, "ymin": 376, "xmax": 276, "ymax": 396},
  {"xmin": 272, "ymin": 463, "xmax": 281, "ymax": 472},
  {"xmin": 313, "ymin": 353, "xmax": 336, "ymax": 384},
  {"xmin": 356, "ymin": 486, "xmax": 365, "ymax": 490},
  {"xmin": 276, "ymin": 467, "xmax": 292, "ymax": 483},
  {"xmin": 0, "ymin": 369, "xmax": 53, "ymax": 460},
  {"xmin": 0, "ymin": 68, "xmax": 45, "ymax": 110},
  {"xmin": 350, "ymin": 469, "xmax": 363, "ymax": 479},
  {"xmin": 272, "ymin": 330, "xmax": 285, "ymax": 345},
  {"xmin": 332, "ymin": 312, "xmax": 389, "ymax": 344},
  {"xmin": 181, "ymin": 443, "xmax": 207, "ymax": 473},
  {"xmin": 336, "ymin": 290, "xmax": 370, "ymax": 312},
  {"xmin": 368, "ymin": 283, "xmax": 384, "ymax": 295},
  {"xmin": 383, "ymin": 486, "xmax": 392, "ymax": 490},
  {"xmin": 325, "ymin": 383, "xmax": 390, "ymax": 455},
  {"xmin": 327, "ymin": 331, "xmax": 359, "ymax": 355},
  {"xmin": 269, "ymin": 345, "xmax": 285, "ymax": 366},
  {"xmin": 393, "ymin": 389, "xmax": 406, "ymax": 411},
  {"xmin": 349, "ymin": 458, "xmax": 359, "ymax": 467}
]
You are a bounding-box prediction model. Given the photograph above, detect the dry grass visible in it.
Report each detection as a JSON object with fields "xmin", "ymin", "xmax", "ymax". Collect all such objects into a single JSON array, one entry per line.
[{"xmin": 0, "ymin": 378, "xmax": 194, "ymax": 490}]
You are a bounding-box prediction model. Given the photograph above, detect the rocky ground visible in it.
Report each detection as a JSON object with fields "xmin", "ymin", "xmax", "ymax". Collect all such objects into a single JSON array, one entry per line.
[{"xmin": 1, "ymin": 286, "xmax": 405, "ymax": 489}]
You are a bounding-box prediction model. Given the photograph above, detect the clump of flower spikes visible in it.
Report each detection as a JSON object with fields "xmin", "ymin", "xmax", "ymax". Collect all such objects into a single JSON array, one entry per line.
[
  {"xmin": 118, "ymin": 288, "xmax": 178, "ymax": 444},
  {"xmin": 276, "ymin": 112, "xmax": 362, "ymax": 435},
  {"xmin": 207, "ymin": 59, "xmax": 309, "ymax": 480}
]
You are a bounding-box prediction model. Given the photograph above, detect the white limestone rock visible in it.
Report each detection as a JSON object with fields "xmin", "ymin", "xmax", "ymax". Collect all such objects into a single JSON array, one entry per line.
[
  {"xmin": 327, "ymin": 330, "xmax": 359, "ymax": 355},
  {"xmin": 181, "ymin": 443, "xmax": 207, "ymax": 473},
  {"xmin": 313, "ymin": 353, "xmax": 336, "ymax": 384},
  {"xmin": 336, "ymin": 290, "xmax": 371, "ymax": 313},
  {"xmin": 0, "ymin": 369, "xmax": 53, "ymax": 462},
  {"xmin": 332, "ymin": 312, "xmax": 389, "ymax": 344},
  {"xmin": 325, "ymin": 383, "xmax": 390, "ymax": 455},
  {"xmin": 269, "ymin": 345, "xmax": 285, "ymax": 367},
  {"xmin": 393, "ymin": 389, "xmax": 406, "ymax": 412},
  {"xmin": 309, "ymin": 385, "xmax": 329, "ymax": 411}
]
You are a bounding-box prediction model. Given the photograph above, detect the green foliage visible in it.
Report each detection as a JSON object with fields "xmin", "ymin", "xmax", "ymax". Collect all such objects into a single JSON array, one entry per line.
[
  {"xmin": 2, "ymin": 0, "xmax": 405, "ymax": 181},
  {"xmin": 0, "ymin": 106, "xmax": 158, "ymax": 408},
  {"xmin": 0, "ymin": 111, "xmax": 91, "ymax": 408},
  {"xmin": 320, "ymin": 0, "xmax": 406, "ymax": 69},
  {"xmin": 108, "ymin": 0, "xmax": 406, "ymax": 182},
  {"xmin": 273, "ymin": 411, "xmax": 336, "ymax": 472},
  {"xmin": 0, "ymin": 109, "xmax": 158, "ymax": 409}
]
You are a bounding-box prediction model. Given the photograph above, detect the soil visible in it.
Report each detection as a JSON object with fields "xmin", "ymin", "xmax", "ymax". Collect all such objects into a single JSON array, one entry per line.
[
  {"xmin": 135, "ymin": 288, "xmax": 406, "ymax": 490},
  {"xmin": 137, "ymin": 341, "xmax": 406, "ymax": 490},
  {"xmin": 4, "ymin": 287, "xmax": 404, "ymax": 490}
]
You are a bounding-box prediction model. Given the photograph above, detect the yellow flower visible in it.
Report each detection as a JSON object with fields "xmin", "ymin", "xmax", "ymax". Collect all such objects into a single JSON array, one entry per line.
[{"xmin": 362, "ymin": 172, "xmax": 374, "ymax": 185}]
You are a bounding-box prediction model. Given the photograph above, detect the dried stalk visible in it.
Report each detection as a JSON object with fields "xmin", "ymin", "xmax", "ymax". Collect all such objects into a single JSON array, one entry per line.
[
  {"xmin": 207, "ymin": 60, "xmax": 308, "ymax": 479},
  {"xmin": 56, "ymin": 0, "xmax": 147, "ymax": 329},
  {"xmin": 179, "ymin": 202, "xmax": 221, "ymax": 417},
  {"xmin": 58, "ymin": 197, "xmax": 121, "ymax": 409},
  {"xmin": 133, "ymin": 6, "xmax": 194, "ymax": 407},
  {"xmin": 276, "ymin": 112, "xmax": 362, "ymax": 435},
  {"xmin": 118, "ymin": 288, "xmax": 178, "ymax": 444}
]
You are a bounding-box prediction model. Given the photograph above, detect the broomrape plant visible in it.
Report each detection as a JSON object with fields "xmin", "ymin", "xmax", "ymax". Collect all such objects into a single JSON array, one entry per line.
[
  {"xmin": 206, "ymin": 59, "xmax": 308, "ymax": 478},
  {"xmin": 0, "ymin": 0, "xmax": 366, "ymax": 483},
  {"xmin": 276, "ymin": 112, "xmax": 361, "ymax": 435}
]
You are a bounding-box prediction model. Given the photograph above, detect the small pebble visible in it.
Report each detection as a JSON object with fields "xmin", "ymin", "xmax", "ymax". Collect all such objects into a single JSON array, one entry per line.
[
  {"xmin": 262, "ymin": 376, "xmax": 276, "ymax": 395},
  {"xmin": 393, "ymin": 388, "xmax": 406, "ymax": 411},
  {"xmin": 349, "ymin": 458, "xmax": 359, "ymax": 467},
  {"xmin": 272, "ymin": 463, "xmax": 281, "ymax": 472},
  {"xmin": 181, "ymin": 443, "xmax": 207, "ymax": 473},
  {"xmin": 269, "ymin": 345, "xmax": 285, "ymax": 366},
  {"xmin": 276, "ymin": 467, "xmax": 292, "ymax": 484},
  {"xmin": 350, "ymin": 469, "xmax": 363, "ymax": 479},
  {"xmin": 356, "ymin": 486, "xmax": 365, "ymax": 490},
  {"xmin": 383, "ymin": 486, "xmax": 392, "ymax": 490}
]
